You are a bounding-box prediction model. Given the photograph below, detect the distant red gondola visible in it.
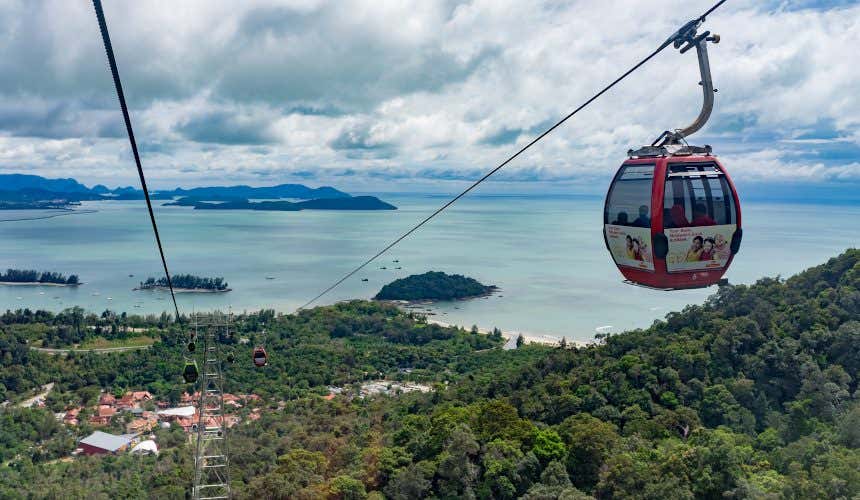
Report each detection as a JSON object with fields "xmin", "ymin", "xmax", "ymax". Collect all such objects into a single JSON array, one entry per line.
[{"xmin": 252, "ymin": 346, "xmax": 268, "ymax": 367}]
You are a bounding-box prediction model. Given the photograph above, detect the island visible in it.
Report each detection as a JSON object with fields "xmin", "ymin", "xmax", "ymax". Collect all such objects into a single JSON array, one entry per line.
[
  {"xmin": 166, "ymin": 195, "xmax": 397, "ymax": 211},
  {"xmin": 135, "ymin": 274, "xmax": 230, "ymax": 293},
  {"xmin": 374, "ymin": 271, "xmax": 497, "ymax": 301},
  {"xmin": 0, "ymin": 173, "xmax": 396, "ymax": 211},
  {"xmin": 0, "ymin": 269, "xmax": 80, "ymax": 286}
]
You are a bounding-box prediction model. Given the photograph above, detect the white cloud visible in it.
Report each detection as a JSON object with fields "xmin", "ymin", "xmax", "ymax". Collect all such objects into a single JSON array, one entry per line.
[{"xmin": 0, "ymin": 0, "xmax": 857, "ymax": 190}]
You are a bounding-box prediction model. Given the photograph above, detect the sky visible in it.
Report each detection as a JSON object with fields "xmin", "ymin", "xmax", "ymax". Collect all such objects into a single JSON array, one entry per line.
[{"xmin": 0, "ymin": 0, "xmax": 858, "ymax": 198}]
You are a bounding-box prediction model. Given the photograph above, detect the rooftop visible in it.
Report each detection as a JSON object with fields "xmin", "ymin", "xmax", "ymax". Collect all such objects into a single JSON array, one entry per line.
[{"xmin": 80, "ymin": 431, "xmax": 135, "ymax": 452}]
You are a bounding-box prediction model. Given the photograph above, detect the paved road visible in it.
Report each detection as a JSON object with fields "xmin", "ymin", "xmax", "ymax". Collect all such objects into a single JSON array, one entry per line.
[{"xmin": 31, "ymin": 345, "xmax": 152, "ymax": 355}]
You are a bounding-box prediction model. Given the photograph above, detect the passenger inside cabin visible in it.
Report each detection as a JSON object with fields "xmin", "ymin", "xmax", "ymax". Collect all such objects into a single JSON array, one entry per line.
[
  {"xmin": 632, "ymin": 205, "xmax": 651, "ymax": 228},
  {"xmin": 691, "ymin": 203, "xmax": 717, "ymax": 226},
  {"xmin": 612, "ymin": 212, "xmax": 629, "ymax": 225},
  {"xmin": 668, "ymin": 203, "xmax": 689, "ymax": 228}
]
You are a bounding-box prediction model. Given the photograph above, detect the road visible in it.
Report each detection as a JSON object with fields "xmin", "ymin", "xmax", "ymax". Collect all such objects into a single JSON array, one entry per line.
[
  {"xmin": 31, "ymin": 345, "xmax": 153, "ymax": 355},
  {"xmin": 18, "ymin": 383, "xmax": 54, "ymax": 408}
]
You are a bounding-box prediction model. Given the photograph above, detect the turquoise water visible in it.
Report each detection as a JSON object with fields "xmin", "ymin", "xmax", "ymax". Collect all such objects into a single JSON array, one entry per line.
[{"xmin": 1, "ymin": 195, "xmax": 857, "ymax": 342}]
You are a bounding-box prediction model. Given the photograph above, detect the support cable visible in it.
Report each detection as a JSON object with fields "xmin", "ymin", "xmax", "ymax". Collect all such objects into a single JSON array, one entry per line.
[
  {"xmin": 92, "ymin": 0, "xmax": 181, "ymax": 321},
  {"xmin": 298, "ymin": 0, "xmax": 730, "ymax": 311}
]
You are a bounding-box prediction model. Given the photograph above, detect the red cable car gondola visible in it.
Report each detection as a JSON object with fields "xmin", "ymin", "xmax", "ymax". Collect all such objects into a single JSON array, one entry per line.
[
  {"xmin": 252, "ymin": 346, "xmax": 268, "ymax": 367},
  {"xmin": 603, "ymin": 23, "xmax": 741, "ymax": 290}
]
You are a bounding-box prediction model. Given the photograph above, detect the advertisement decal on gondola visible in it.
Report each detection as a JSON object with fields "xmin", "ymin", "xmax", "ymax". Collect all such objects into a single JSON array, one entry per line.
[
  {"xmin": 665, "ymin": 224, "xmax": 736, "ymax": 272},
  {"xmin": 605, "ymin": 224, "xmax": 654, "ymax": 271}
]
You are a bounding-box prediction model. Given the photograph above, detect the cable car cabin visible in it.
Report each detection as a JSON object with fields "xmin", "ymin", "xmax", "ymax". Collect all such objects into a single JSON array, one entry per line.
[
  {"xmin": 183, "ymin": 360, "xmax": 199, "ymax": 384},
  {"xmin": 252, "ymin": 346, "xmax": 268, "ymax": 367},
  {"xmin": 603, "ymin": 147, "xmax": 741, "ymax": 290}
]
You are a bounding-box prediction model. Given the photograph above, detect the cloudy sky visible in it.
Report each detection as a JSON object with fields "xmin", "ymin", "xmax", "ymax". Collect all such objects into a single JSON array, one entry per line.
[{"xmin": 0, "ymin": 0, "xmax": 858, "ymax": 196}]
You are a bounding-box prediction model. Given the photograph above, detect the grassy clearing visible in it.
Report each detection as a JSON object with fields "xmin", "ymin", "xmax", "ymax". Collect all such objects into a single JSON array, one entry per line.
[{"xmin": 77, "ymin": 335, "xmax": 157, "ymax": 349}]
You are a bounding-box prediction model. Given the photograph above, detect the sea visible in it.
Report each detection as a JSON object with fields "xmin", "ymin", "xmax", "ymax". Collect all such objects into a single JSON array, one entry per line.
[{"xmin": 1, "ymin": 194, "xmax": 857, "ymax": 343}]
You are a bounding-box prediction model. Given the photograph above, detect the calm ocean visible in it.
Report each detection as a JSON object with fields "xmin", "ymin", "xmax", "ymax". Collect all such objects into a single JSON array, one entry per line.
[{"xmin": 1, "ymin": 194, "xmax": 857, "ymax": 342}]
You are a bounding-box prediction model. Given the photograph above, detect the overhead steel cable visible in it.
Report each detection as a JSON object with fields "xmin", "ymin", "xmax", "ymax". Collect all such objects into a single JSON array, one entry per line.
[
  {"xmin": 298, "ymin": 0, "xmax": 730, "ymax": 311},
  {"xmin": 92, "ymin": 0, "xmax": 180, "ymax": 321}
]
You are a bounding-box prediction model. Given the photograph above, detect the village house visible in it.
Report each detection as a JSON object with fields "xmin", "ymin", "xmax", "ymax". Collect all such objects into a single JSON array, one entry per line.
[
  {"xmin": 63, "ymin": 408, "xmax": 81, "ymax": 426},
  {"xmin": 89, "ymin": 405, "xmax": 117, "ymax": 426},
  {"xmin": 126, "ymin": 410, "xmax": 159, "ymax": 433}
]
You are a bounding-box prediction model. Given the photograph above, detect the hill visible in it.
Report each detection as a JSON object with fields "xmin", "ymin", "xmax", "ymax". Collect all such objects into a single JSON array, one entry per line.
[
  {"xmin": 0, "ymin": 250, "xmax": 857, "ymax": 497},
  {"xmin": 376, "ymin": 271, "xmax": 497, "ymax": 301},
  {"xmin": 0, "ymin": 174, "xmax": 92, "ymax": 193},
  {"xmin": 164, "ymin": 184, "xmax": 349, "ymax": 200},
  {"xmin": 0, "ymin": 173, "xmax": 390, "ymax": 210}
]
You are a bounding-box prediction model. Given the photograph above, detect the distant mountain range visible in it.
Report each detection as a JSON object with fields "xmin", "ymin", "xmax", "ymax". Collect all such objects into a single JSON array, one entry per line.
[
  {"xmin": 167, "ymin": 196, "xmax": 396, "ymax": 211},
  {"xmin": 0, "ymin": 173, "xmax": 394, "ymax": 211}
]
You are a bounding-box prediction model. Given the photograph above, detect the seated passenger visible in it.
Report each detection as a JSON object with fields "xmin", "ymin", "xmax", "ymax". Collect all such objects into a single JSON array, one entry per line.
[
  {"xmin": 691, "ymin": 203, "xmax": 717, "ymax": 226},
  {"xmin": 612, "ymin": 212, "xmax": 629, "ymax": 225},
  {"xmin": 632, "ymin": 205, "xmax": 651, "ymax": 228},
  {"xmin": 669, "ymin": 204, "xmax": 689, "ymax": 228}
]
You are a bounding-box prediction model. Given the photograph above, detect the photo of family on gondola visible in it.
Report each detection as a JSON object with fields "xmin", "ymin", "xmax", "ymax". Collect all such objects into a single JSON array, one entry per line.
[
  {"xmin": 623, "ymin": 234, "xmax": 651, "ymax": 262},
  {"xmin": 683, "ymin": 233, "xmax": 731, "ymax": 262}
]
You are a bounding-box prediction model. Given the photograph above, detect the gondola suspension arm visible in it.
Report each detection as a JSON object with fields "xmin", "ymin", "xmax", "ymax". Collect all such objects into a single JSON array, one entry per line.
[{"xmin": 656, "ymin": 20, "xmax": 721, "ymax": 146}]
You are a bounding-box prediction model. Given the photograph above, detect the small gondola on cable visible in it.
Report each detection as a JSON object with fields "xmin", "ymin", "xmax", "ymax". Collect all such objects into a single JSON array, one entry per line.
[
  {"xmin": 183, "ymin": 359, "xmax": 199, "ymax": 384},
  {"xmin": 603, "ymin": 21, "xmax": 740, "ymax": 290},
  {"xmin": 251, "ymin": 327, "xmax": 268, "ymax": 367},
  {"xmin": 252, "ymin": 346, "xmax": 268, "ymax": 367}
]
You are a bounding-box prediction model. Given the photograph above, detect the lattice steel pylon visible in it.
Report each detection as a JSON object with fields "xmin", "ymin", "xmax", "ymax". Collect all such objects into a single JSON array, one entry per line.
[{"xmin": 192, "ymin": 312, "xmax": 231, "ymax": 500}]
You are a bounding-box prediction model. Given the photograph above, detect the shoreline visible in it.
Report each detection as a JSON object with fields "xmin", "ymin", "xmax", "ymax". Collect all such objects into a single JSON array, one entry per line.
[
  {"xmin": 0, "ymin": 209, "xmax": 98, "ymax": 223},
  {"xmin": 423, "ymin": 317, "xmax": 591, "ymax": 349},
  {"xmin": 133, "ymin": 286, "xmax": 231, "ymax": 293},
  {"xmin": 0, "ymin": 281, "xmax": 82, "ymax": 287},
  {"xmin": 376, "ymin": 287, "xmax": 500, "ymax": 306}
]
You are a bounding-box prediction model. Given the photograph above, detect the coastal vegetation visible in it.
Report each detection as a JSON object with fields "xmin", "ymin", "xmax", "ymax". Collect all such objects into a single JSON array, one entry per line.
[
  {"xmin": 137, "ymin": 274, "xmax": 229, "ymax": 292},
  {"xmin": 0, "ymin": 250, "xmax": 857, "ymax": 497},
  {"xmin": 0, "ymin": 269, "xmax": 79, "ymax": 285},
  {"xmin": 375, "ymin": 271, "xmax": 497, "ymax": 301}
]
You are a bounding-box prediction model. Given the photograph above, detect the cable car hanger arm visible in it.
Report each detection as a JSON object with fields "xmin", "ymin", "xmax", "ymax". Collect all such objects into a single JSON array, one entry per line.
[{"xmin": 656, "ymin": 22, "xmax": 722, "ymax": 146}]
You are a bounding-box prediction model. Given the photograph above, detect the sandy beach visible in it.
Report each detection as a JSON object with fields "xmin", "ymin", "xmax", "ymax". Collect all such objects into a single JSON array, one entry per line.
[{"xmin": 424, "ymin": 317, "xmax": 591, "ymax": 349}]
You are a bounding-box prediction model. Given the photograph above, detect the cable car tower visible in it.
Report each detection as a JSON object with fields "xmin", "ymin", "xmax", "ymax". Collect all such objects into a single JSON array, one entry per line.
[{"xmin": 192, "ymin": 312, "xmax": 231, "ymax": 500}]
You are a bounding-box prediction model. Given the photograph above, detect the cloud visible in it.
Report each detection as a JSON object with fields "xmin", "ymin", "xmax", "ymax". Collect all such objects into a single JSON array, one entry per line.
[
  {"xmin": 176, "ymin": 110, "xmax": 276, "ymax": 145},
  {"xmin": 0, "ymin": 0, "xmax": 857, "ymax": 191}
]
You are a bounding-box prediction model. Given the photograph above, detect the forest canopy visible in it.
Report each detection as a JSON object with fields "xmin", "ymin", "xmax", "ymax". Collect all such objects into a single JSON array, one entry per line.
[
  {"xmin": 0, "ymin": 249, "xmax": 857, "ymax": 498},
  {"xmin": 0, "ymin": 269, "xmax": 79, "ymax": 285},
  {"xmin": 137, "ymin": 274, "xmax": 228, "ymax": 291}
]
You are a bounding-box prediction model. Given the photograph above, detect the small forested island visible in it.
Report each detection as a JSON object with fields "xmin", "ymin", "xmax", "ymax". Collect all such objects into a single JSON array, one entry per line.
[
  {"xmin": 135, "ymin": 274, "xmax": 230, "ymax": 292},
  {"xmin": 375, "ymin": 271, "xmax": 497, "ymax": 301},
  {"xmin": 0, "ymin": 269, "xmax": 80, "ymax": 285}
]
